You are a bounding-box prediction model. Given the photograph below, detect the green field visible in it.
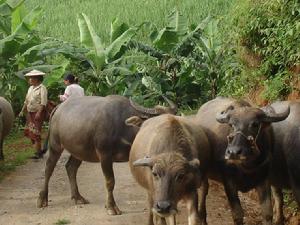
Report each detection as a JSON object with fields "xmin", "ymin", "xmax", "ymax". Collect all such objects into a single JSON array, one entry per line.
[{"xmin": 26, "ymin": 0, "xmax": 237, "ymax": 43}]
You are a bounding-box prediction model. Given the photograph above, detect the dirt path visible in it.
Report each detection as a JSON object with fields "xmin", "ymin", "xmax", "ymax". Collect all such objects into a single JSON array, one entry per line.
[{"xmin": 0, "ymin": 152, "xmax": 262, "ymax": 225}]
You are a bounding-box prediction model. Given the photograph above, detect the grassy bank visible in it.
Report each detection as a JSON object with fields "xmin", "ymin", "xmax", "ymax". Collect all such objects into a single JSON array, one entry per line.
[
  {"xmin": 0, "ymin": 130, "xmax": 35, "ymax": 181},
  {"xmin": 26, "ymin": 0, "xmax": 236, "ymax": 43}
]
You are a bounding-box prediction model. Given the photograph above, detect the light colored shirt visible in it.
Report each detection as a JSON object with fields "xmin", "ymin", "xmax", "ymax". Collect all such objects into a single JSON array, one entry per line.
[
  {"xmin": 59, "ymin": 84, "xmax": 84, "ymax": 102},
  {"xmin": 25, "ymin": 84, "xmax": 48, "ymax": 112}
]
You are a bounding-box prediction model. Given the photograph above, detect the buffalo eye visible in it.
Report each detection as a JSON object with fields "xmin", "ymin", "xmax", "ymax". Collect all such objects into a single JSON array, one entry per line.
[
  {"xmin": 175, "ymin": 173, "xmax": 185, "ymax": 182},
  {"xmin": 152, "ymin": 171, "xmax": 159, "ymax": 178},
  {"xmin": 227, "ymin": 133, "xmax": 234, "ymax": 142},
  {"xmin": 250, "ymin": 121, "xmax": 260, "ymax": 128}
]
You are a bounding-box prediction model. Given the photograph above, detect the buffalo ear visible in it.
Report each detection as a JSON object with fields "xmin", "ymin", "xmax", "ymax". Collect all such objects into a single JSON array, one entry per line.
[
  {"xmin": 133, "ymin": 156, "xmax": 154, "ymax": 167},
  {"xmin": 125, "ymin": 116, "xmax": 144, "ymax": 128},
  {"xmin": 188, "ymin": 158, "xmax": 201, "ymax": 169}
]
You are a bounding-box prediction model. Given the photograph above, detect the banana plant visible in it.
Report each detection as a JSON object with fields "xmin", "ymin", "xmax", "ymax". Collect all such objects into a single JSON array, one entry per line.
[
  {"xmin": 127, "ymin": 10, "xmax": 213, "ymax": 107},
  {"xmin": 77, "ymin": 13, "xmax": 138, "ymax": 95},
  {"xmin": 0, "ymin": 0, "xmax": 83, "ymax": 111},
  {"xmin": 194, "ymin": 19, "xmax": 224, "ymax": 99}
]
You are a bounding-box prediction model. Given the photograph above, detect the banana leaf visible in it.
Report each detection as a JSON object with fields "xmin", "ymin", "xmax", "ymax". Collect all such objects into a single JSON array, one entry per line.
[{"xmin": 78, "ymin": 13, "xmax": 105, "ymax": 71}]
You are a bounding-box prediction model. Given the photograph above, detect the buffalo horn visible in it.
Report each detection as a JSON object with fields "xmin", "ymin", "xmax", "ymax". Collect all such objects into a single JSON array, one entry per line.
[
  {"xmin": 216, "ymin": 112, "xmax": 229, "ymax": 123},
  {"xmin": 130, "ymin": 96, "xmax": 178, "ymax": 116},
  {"xmin": 133, "ymin": 157, "xmax": 154, "ymax": 167},
  {"xmin": 162, "ymin": 95, "xmax": 178, "ymax": 114},
  {"xmin": 130, "ymin": 98, "xmax": 160, "ymax": 115},
  {"xmin": 262, "ymin": 105, "xmax": 290, "ymax": 122},
  {"xmin": 216, "ymin": 105, "xmax": 234, "ymax": 123}
]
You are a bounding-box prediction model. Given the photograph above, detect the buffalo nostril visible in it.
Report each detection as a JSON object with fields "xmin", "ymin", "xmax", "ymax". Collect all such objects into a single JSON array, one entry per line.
[
  {"xmin": 236, "ymin": 148, "xmax": 242, "ymax": 155},
  {"xmin": 156, "ymin": 201, "xmax": 171, "ymax": 212},
  {"xmin": 227, "ymin": 149, "xmax": 235, "ymax": 155}
]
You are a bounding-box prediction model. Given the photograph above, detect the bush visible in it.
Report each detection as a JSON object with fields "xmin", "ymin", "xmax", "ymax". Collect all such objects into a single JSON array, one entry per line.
[{"xmin": 222, "ymin": 0, "xmax": 300, "ymax": 101}]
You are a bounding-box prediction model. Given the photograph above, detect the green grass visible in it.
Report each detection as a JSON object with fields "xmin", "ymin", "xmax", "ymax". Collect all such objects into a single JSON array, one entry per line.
[
  {"xmin": 25, "ymin": 0, "xmax": 237, "ymax": 44},
  {"xmin": 0, "ymin": 129, "xmax": 35, "ymax": 181}
]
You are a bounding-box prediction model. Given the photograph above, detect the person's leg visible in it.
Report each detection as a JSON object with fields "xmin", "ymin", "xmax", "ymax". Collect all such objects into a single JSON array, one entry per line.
[{"xmin": 31, "ymin": 112, "xmax": 44, "ymax": 159}]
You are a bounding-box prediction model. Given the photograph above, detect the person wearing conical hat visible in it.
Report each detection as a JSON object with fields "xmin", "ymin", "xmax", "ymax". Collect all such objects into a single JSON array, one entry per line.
[{"xmin": 19, "ymin": 69, "xmax": 48, "ymax": 159}]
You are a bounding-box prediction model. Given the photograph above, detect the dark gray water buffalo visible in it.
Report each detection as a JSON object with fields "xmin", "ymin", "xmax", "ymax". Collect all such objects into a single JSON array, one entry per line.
[
  {"xmin": 37, "ymin": 95, "xmax": 177, "ymax": 215},
  {"xmin": 127, "ymin": 114, "xmax": 211, "ymax": 225},
  {"xmin": 263, "ymin": 100, "xmax": 300, "ymax": 225},
  {"xmin": 195, "ymin": 97, "xmax": 290, "ymax": 225},
  {"xmin": 0, "ymin": 97, "xmax": 14, "ymax": 160}
]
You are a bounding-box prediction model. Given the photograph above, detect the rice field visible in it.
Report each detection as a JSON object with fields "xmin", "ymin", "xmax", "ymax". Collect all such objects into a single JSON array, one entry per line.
[{"xmin": 25, "ymin": 0, "xmax": 237, "ymax": 44}]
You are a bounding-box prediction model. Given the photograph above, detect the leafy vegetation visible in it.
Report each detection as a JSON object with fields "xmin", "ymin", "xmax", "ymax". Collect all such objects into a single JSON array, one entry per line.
[
  {"xmin": 221, "ymin": 0, "xmax": 300, "ymax": 101},
  {"xmin": 25, "ymin": 0, "xmax": 237, "ymax": 43},
  {"xmin": 0, "ymin": 0, "xmax": 299, "ymax": 218},
  {"xmin": 0, "ymin": 130, "xmax": 34, "ymax": 181},
  {"xmin": 1, "ymin": 0, "xmax": 299, "ymax": 110},
  {"xmin": 0, "ymin": 0, "xmax": 88, "ymax": 111}
]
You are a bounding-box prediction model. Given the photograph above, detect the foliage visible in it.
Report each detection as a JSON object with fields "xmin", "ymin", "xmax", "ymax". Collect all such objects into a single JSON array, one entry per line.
[
  {"xmin": 0, "ymin": 0, "xmax": 87, "ymax": 111},
  {"xmin": 127, "ymin": 11, "xmax": 227, "ymax": 107},
  {"xmin": 261, "ymin": 71, "xmax": 292, "ymax": 100},
  {"xmin": 0, "ymin": 0, "xmax": 42, "ymax": 110},
  {"xmin": 0, "ymin": 130, "xmax": 34, "ymax": 181},
  {"xmin": 241, "ymin": 0, "xmax": 299, "ymax": 72},
  {"xmin": 77, "ymin": 13, "xmax": 138, "ymax": 95},
  {"xmin": 232, "ymin": 0, "xmax": 300, "ymax": 100},
  {"xmin": 25, "ymin": 0, "xmax": 237, "ymax": 44}
]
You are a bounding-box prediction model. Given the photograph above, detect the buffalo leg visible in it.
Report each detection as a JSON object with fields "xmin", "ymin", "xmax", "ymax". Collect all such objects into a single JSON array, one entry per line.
[
  {"xmin": 37, "ymin": 147, "xmax": 62, "ymax": 208},
  {"xmin": 186, "ymin": 191, "xmax": 202, "ymax": 225},
  {"xmin": 148, "ymin": 192, "xmax": 154, "ymax": 225},
  {"xmin": 41, "ymin": 134, "xmax": 49, "ymax": 155},
  {"xmin": 271, "ymin": 186, "xmax": 284, "ymax": 225},
  {"xmin": 0, "ymin": 137, "xmax": 4, "ymax": 160},
  {"xmin": 147, "ymin": 193, "xmax": 167, "ymax": 225},
  {"xmin": 153, "ymin": 214, "xmax": 167, "ymax": 225},
  {"xmin": 198, "ymin": 176, "xmax": 209, "ymax": 225},
  {"xmin": 65, "ymin": 155, "xmax": 89, "ymax": 205},
  {"xmin": 256, "ymin": 180, "xmax": 272, "ymax": 225},
  {"xmin": 288, "ymin": 168, "xmax": 300, "ymax": 205},
  {"xmin": 223, "ymin": 180, "xmax": 244, "ymax": 225},
  {"xmin": 99, "ymin": 153, "xmax": 121, "ymax": 215},
  {"xmin": 166, "ymin": 215, "xmax": 176, "ymax": 225}
]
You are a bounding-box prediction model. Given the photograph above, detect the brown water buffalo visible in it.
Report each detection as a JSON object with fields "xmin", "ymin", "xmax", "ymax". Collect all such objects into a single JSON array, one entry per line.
[
  {"xmin": 262, "ymin": 101, "xmax": 300, "ymax": 225},
  {"xmin": 127, "ymin": 114, "xmax": 211, "ymax": 225},
  {"xmin": 195, "ymin": 97, "xmax": 290, "ymax": 225},
  {"xmin": 37, "ymin": 95, "xmax": 177, "ymax": 215},
  {"xmin": 0, "ymin": 97, "xmax": 14, "ymax": 160}
]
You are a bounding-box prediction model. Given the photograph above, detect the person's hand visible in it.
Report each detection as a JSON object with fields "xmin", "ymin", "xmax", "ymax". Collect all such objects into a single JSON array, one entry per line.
[
  {"xmin": 35, "ymin": 112, "xmax": 41, "ymax": 122},
  {"xmin": 18, "ymin": 111, "xmax": 24, "ymax": 118}
]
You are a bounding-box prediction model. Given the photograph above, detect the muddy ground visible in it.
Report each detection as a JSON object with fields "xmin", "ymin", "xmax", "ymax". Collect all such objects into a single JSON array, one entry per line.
[{"xmin": 0, "ymin": 152, "xmax": 284, "ymax": 225}]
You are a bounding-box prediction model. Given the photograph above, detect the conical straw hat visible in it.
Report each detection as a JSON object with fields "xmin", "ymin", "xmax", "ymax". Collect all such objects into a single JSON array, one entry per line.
[{"xmin": 24, "ymin": 69, "xmax": 46, "ymax": 77}]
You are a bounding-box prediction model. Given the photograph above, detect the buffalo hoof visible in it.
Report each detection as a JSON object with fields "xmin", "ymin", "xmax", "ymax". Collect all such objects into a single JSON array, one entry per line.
[
  {"xmin": 274, "ymin": 222, "xmax": 284, "ymax": 225},
  {"xmin": 200, "ymin": 221, "xmax": 207, "ymax": 225},
  {"xmin": 37, "ymin": 191, "xmax": 48, "ymax": 208},
  {"xmin": 106, "ymin": 205, "xmax": 122, "ymax": 215},
  {"xmin": 72, "ymin": 195, "xmax": 89, "ymax": 205}
]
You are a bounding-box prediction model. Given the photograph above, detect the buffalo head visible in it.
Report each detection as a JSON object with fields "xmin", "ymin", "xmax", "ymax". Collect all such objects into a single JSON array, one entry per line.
[
  {"xmin": 216, "ymin": 104, "xmax": 290, "ymax": 164},
  {"xmin": 133, "ymin": 153, "xmax": 201, "ymax": 217}
]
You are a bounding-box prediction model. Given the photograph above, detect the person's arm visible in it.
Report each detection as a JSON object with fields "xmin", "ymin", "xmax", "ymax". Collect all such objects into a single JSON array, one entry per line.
[
  {"xmin": 59, "ymin": 86, "xmax": 71, "ymax": 102},
  {"xmin": 35, "ymin": 86, "xmax": 47, "ymax": 121},
  {"xmin": 19, "ymin": 87, "xmax": 30, "ymax": 117}
]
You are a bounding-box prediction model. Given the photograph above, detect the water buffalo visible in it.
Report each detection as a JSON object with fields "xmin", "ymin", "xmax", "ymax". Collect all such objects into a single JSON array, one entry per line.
[
  {"xmin": 0, "ymin": 97, "xmax": 14, "ymax": 160},
  {"xmin": 127, "ymin": 114, "xmax": 211, "ymax": 225},
  {"xmin": 195, "ymin": 97, "xmax": 290, "ymax": 225},
  {"xmin": 37, "ymin": 95, "xmax": 177, "ymax": 215},
  {"xmin": 263, "ymin": 100, "xmax": 300, "ymax": 225}
]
